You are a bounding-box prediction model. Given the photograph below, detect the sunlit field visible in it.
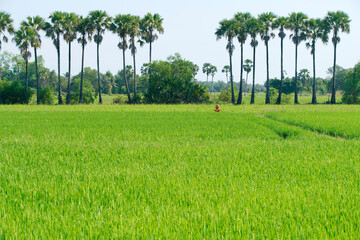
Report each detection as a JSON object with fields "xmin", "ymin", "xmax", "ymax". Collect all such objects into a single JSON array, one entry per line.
[{"xmin": 1, "ymin": 104, "xmax": 359, "ymax": 238}]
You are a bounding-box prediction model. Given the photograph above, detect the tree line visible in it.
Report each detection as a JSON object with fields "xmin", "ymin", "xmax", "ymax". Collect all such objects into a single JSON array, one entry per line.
[
  {"xmin": 0, "ymin": 11, "xmax": 164, "ymax": 104},
  {"xmin": 215, "ymin": 11, "xmax": 351, "ymax": 104}
]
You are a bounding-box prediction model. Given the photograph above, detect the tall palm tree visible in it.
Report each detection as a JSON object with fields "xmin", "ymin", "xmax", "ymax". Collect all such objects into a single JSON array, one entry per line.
[
  {"xmin": 274, "ymin": 16, "xmax": 288, "ymax": 104},
  {"xmin": 325, "ymin": 11, "xmax": 350, "ymax": 104},
  {"xmin": 210, "ymin": 65, "xmax": 217, "ymax": 93},
  {"xmin": 110, "ymin": 14, "xmax": 132, "ymax": 103},
  {"xmin": 215, "ymin": 19, "xmax": 238, "ymax": 104},
  {"xmin": 89, "ymin": 10, "xmax": 111, "ymax": 104},
  {"xmin": 305, "ymin": 18, "xmax": 329, "ymax": 104},
  {"xmin": 77, "ymin": 16, "xmax": 93, "ymax": 104},
  {"xmin": 234, "ymin": 12, "xmax": 251, "ymax": 104},
  {"xmin": 222, "ymin": 65, "xmax": 230, "ymax": 83},
  {"xmin": 22, "ymin": 16, "xmax": 45, "ymax": 105},
  {"xmin": 0, "ymin": 12, "xmax": 14, "ymax": 104},
  {"xmin": 63, "ymin": 12, "xmax": 78, "ymax": 104},
  {"xmin": 128, "ymin": 16, "xmax": 140, "ymax": 103},
  {"xmin": 243, "ymin": 59, "xmax": 252, "ymax": 96},
  {"xmin": 259, "ymin": 12, "xmax": 277, "ymax": 104},
  {"xmin": 43, "ymin": 11, "xmax": 65, "ymax": 104},
  {"xmin": 247, "ymin": 17, "xmax": 260, "ymax": 104},
  {"xmin": 202, "ymin": 63, "xmax": 212, "ymax": 83},
  {"xmin": 139, "ymin": 13, "xmax": 164, "ymax": 102},
  {"xmin": 288, "ymin": 12, "xmax": 308, "ymax": 104},
  {"xmin": 13, "ymin": 26, "xmax": 32, "ymax": 104}
]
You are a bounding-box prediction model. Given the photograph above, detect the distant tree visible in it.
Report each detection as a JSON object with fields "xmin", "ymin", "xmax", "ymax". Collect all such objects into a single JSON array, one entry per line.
[
  {"xmin": 298, "ymin": 69, "xmax": 310, "ymax": 96},
  {"xmin": 89, "ymin": 10, "xmax": 111, "ymax": 104},
  {"xmin": 326, "ymin": 65, "xmax": 347, "ymax": 91},
  {"xmin": 342, "ymin": 62, "xmax": 360, "ymax": 104},
  {"xmin": 210, "ymin": 65, "xmax": 217, "ymax": 93},
  {"xmin": 202, "ymin": 63, "xmax": 212, "ymax": 83},
  {"xmin": 222, "ymin": 65, "xmax": 230, "ymax": 83},
  {"xmin": 128, "ymin": 16, "xmax": 140, "ymax": 102},
  {"xmin": 325, "ymin": 11, "xmax": 351, "ymax": 104},
  {"xmin": 243, "ymin": 59, "xmax": 252, "ymax": 96},
  {"xmin": 22, "ymin": 16, "xmax": 45, "ymax": 105},
  {"xmin": 215, "ymin": 19, "xmax": 238, "ymax": 104},
  {"xmin": 288, "ymin": 12, "xmax": 308, "ymax": 104},
  {"xmin": 258, "ymin": 12, "xmax": 277, "ymax": 104}
]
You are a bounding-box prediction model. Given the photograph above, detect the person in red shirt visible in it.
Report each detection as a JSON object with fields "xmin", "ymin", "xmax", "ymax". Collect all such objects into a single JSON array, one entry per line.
[{"xmin": 214, "ymin": 104, "xmax": 221, "ymax": 112}]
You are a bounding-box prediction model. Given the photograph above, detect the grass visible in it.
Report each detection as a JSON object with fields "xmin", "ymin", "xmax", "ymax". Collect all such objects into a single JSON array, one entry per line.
[{"xmin": 0, "ymin": 104, "xmax": 359, "ymax": 238}]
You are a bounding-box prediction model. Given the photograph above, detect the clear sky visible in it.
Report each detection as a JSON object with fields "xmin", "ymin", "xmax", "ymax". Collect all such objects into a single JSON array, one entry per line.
[{"xmin": 1, "ymin": 0, "xmax": 360, "ymax": 84}]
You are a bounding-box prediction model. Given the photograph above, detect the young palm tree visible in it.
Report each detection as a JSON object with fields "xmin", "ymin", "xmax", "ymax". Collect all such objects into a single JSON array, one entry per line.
[
  {"xmin": 139, "ymin": 13, "xmax": 164, "ymax": 102},
  {"xmin": 215, "ymin": 19, "xmax": 238, "ymax": 104},
  {"xmin": 22, "ymin": 16, "xmax": 45, "ymax": 105},
  {"xmin": 89, "ymin": 10, "xmax": 111, "ymax": 104},
  {"xmin": 0, "ymin": 12, "xmax": 15, "ymax": 104},
  {"xmin": 259, "ymin": 12, "xmax": 277, "ymax": 104},
  {"xmin": 63, "ymin": 13, "xmax": 78, "ymax": 104},
  {"xmin": 43, "ymin": 11, "xmax": 65, "ymax": 104},
  {"xmin": 77, "ymin": 16, "xmax": 93, "ymax": 103},
  {"xmin": 243, "ymin": 59, "xmax": 252, "ymax": 96},
  {"xmin": 110, "ymin": 14, "xmax": 132, "ymax": 103},
  {"xmin": 210, "ymin": 65, "xmax": 217, "ymax": 93},
  {"xmin": 288, "ymin": 12, "xmax": 308, "ymax": 104},
  {"xmin": 13, "ymin": 26, "xmax": 32, "ymax": 104},
  {"xmin": 128, "ymin": 16, "xmax": 140, "ymax": 103},
  {"xmin": 234, "ymin": 12, "xmax": 251, "ymax": 104},
  {"xmin": 222, "ymin": 65, "xmax": 230, "ymax": 83},
  {"xmin": 202, "ymin": 63, "xmax": 212, "ymax": 83},
  {"xmin": 247, "ymin": 17, "xmax": 260, "ymax": 104},
  {"xmin": 325, "ymin": 11, "xmax": 351, "ymax": 104},
  {"xmin": 273, "ymin": 16, "xmax": 288, "ymax": 104},
  {"xmin": 305, "ymin": 18, "xmax": 329, "ymax": 104}
]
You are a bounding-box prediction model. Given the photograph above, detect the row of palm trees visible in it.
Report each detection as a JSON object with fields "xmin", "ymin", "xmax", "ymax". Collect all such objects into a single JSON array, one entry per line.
[
  {"xmin": 0, "ymin": 11, "xmax": 164, "ymax": 104},
  {"xmin": 215, "ymin": 11, "xmax": 350, "ymax": 104}
]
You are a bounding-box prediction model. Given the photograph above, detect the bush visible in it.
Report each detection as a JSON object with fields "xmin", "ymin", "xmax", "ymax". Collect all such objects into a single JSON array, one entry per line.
[
  {"xmin": 40, "ymin": 87, "xmax": 55, "ymax": 105},
  {"xmin": 0, "ymin": 80, "xmax": 33, "ymax": 104},
  {"xmin": 342, "ymin": 62, "xmax": 360, "ymax": 104},
  {"xmin": 218, "ymin": 90, "xmax": 231, "ymax": 103},
  {"xmin": 113, "ymin": 95, "xmax": 126, "ymax": 104},
  {"xmin": 270, "ymin": 87, "xmax": 279, "ymax": 104},
  {"xmin": 70, "ymin": 78, "xmax": 95, "ymax": 104},
  {"xmin": 282, "ymin": 93, "xmax": 292, "ymax": 104}
]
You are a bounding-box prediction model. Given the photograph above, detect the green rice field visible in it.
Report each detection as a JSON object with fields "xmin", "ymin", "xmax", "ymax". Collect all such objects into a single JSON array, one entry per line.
[{"xmin": 1, "ymin": 104, "xmax": 360, "ymax": 238}]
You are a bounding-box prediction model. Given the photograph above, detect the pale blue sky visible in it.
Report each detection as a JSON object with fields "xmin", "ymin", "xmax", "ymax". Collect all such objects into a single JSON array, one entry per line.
[{"xmin": 1, "ymin": 0, "xmax": 360, "ymax": 83}]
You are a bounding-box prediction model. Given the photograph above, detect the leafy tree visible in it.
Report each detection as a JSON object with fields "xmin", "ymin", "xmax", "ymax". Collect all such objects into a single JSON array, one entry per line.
[
  {"xmin": 326, "ymin": 65, "xmax": 347, "ymax": 91},
  {"xmin": 305, "ymin": 18, "xmax": 329, "ymax": 104},
  {"xmin": 259, "ymin": 12, "xmax": 277, "ymax": 104},
  {"xmin": 63, "ymin": 12, "xmax": 78, "ymax": 104},
  {"xmin": 298, "ymin": 69, "xmax": 310, "ymax": 96},
  {"xmin": 325, "ymin": 11, "xmax": 351, "ymax": 104},
  {"xmin": 22, "ymin": 16, "xmax": 45, "ymax": 105},
  {"xmin": 215, "ymin": 19, "xmax": 238, "ymax": 104},
  {"xmin": 234, "ymin": 12, "xmax": 251, "ymax": 104},
  {"xmin": 247, "ymin": 17, "xmax": 260, "ymax": 104},
  {"xmin": 342, "ymin": 62, "xmax": 360, "ymax": 104},
  {"xmin": 77, "ymin": 16, "xmax": 93, "ymax": 103},
  {"xmin": 40, "ymin": 87, "xmax": 54, "ymax": 104},
  {"xmin": 288, "ymin": 12, "xmax": 308, "ymax": 104},
  {"xmin": 89, "ymin": 10, "xmax": 111, "ymax": 104},
  {"xmin": 243, "ymin": 59, "xmax": 252, "ymax": 96},
  {"xmin": 202, "ymin": 63, "xmax": 212, "ymax": 83}
]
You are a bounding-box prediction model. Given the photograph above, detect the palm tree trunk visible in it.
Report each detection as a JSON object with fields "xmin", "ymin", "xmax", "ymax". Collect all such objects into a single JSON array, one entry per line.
[
  {"xmin": 79, "ymin": 42, "xmax": 85, "ymax": 104},
  {"xmin": 294, "ymin": 43, "xmax": 299, "ymax": 104},
  {"xmin": 123, "ymin": 48, "xmax": 131, "ymax": 103},
  {"xmin": 312, "ymin": 42, "xmax": 317, "ymax": 104},
  {"xmin": 66, "ymin": 41, "xmax": 71, "ymax": 105},
  {"xmin": 250, "ymin": 46, "xmax": 256, "ymax": 104},
  {"xmin": 331, "ymin": 40, "xmax": 337, "ymax": 104},
  {"xmin": 35, "ymin": 47, "xmax": 40, "ymax": 105},
  {"xmin": 244, "ymin": 72, "xmax": 249, "ymax": 96},
  {"xmin": 133, "ymin": 53, "xmax": 137, "ymax": 103},
  {"xmin": 226, "ymin": 73, "xmax": 228, "ymax": 84},
  {"xmin": 148, "ymin": 40, "xmax": 153, "ymax": 103},
  {"xmin": 25, "ymin": 59, "xmax": 28, "ymax": 104},
  {"xmin": 276, "ymin": 37, "xmax": 284, "ymax": 104},
  {"xmin": 265, "ymin": 41, "xmax": 270, "ymax": 104},
  {"xmin": 97, "ymin": 42, "xmax": 102, "ymax": 104},
  {"xmin": 229, "ymin": 52, "xmax": 235, "ymax": 104},
  {"xmin": 211, "ymin": 75, "xmax": 214, "ymax": 93},
  {"xmin": 237, "ymin": 42, "xmax": 244, "ymax": 104},
  {"xmin": 57, "ymin": 42, "xmax": 62, "ymax": 105}
]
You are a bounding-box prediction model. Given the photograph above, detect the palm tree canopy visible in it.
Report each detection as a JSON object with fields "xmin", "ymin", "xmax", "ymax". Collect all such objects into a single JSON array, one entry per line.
[
  {"xmin": 110, "ymin": 14, "xmax": 136, "ymax": 50},
  {"xmin": 43, "ymin": 11, "xmax": 66, "ymax": 48},
  {"xmin": 21, "ymin": 16, "xmax": 45, "ymax": 48},
  {"xmin": 305, "ymin": 18, "xmax": 329, "ymax": 53},
  {"xmin": 244, "ymin": 59, "xmax": 253, "ymax": 73},
  {"xmin": 0, "ymin": 12, "xmax": 15, "ymax": 51},
  {"xmin": 273, "ymin": 16, "xmax": 288, "ymax": 39},
  {"xmin": 210, "ymin": 66, "xmax": 217, "ymax": 77},
  {"xmin": 222, "ymin": 65, "xmax": 230, "ymax": 74},
  {"xmin": 258, "ymin": 12, "xmax": 277, "ymax": 43},
  {"xmin": 76, "ymin": 16, "xmax": 93, "ymax": 46},
  {"xmin": 288, "ymin": 12, "xmax": 308, "ymax": 45},
  {"xmin": 215, "ymin": 19, "xmax": 238, "ymax": 54},
  {"xmin": 139, "ymin": 13, "xmax": 164, "ymax": 46},
  {"xmin": 128, "ymin": 16, "xmax": 140, "ymax": 56},
  {"xmin": 63, "ymin": 12, "xmax": 79, "ymax": 43},
  {"xmin": 325, "ymin": 11, "xmax": 350, "ymax": 44},
  {"xmin": 202, "ymin": 63, "xmax": 212, "ymax": 76},
  {"xmin": 234, "ymin": 12, "xmax": 252, "ymax": 43},
  {"xmin": 89, "ymin": 10, "xmax": 111, "ymax": 45},
  {"xmin": 13, "ymin": 26, "xmax": 33, "ymax": 60},
  {"xmin": 246, "ymin": 17, "xmax": 260, "ymax": 47}
]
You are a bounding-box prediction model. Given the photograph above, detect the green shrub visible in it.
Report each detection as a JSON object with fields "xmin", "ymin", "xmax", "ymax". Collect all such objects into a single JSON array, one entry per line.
[
  {"xmin": 113, "ymin": 95, "xmax": 126, "ymax": 104},
  {"xmin": 0, "ymin": 80, "xmax": 34, "ymax": 104},
  {"xmin": 270, "ymin": 87, "xmax": 279, "ymax": 104},
  {"xmin": 282, "ymin": 93, "xmax": 292, "ymax": 104},
  {"xmin": 40, "ymin": 87, "xmax": 55, "ymax": 105},
  {"xmin": 342, "ymin": 62, "xmax": 360, "ymax": 104}
]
